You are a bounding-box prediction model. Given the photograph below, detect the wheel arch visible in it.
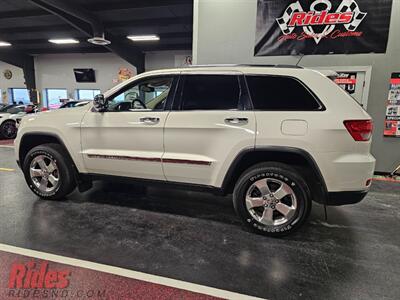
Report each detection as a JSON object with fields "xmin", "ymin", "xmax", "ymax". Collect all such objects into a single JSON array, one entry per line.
[
  {"xmin": 221, "ymin": 147, "xmax": 328, "ymax": 204},
  {"xmin": 2, "ymin": 118, "xmax": 16, "ymax": 124},
  {"xmin": 19, "ymin": 132, "xmax": 73, "ymax": 168}
]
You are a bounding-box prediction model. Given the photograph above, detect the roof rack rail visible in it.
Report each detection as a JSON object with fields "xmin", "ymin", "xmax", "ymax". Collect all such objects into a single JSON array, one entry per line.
[{"xmin": 188, "ymin": 64, "xmax": 303, "ymax": 69}]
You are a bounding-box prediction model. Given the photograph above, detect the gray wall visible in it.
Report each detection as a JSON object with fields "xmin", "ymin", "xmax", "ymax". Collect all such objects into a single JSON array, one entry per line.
[
  {"xmin": 145, "ymin": 50, "xmax": 192, "ymax": 71},
  {"xmin": 1, "ymin": 51, "xmax": 189, "ymax": 104},
  {"xmin": 0, "ymin": 61, "xmax": 26, "ymax": 104},
  {"xmin": 193, "ymin": 0, "xmax": 400, "ymax": 172},
  {"xmin": 35, "ymin": 53, "xmax": 137, "ymax": 98}
]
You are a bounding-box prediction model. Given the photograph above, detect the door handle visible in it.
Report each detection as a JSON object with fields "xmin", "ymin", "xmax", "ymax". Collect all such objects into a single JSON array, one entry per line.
[
  {"xmin": 140, "ymin": 117, "xmax": 160, "ymax": 125},
  {"xmin": 225, "ymin": 117, "xmax": 248, "ymax": 125}
]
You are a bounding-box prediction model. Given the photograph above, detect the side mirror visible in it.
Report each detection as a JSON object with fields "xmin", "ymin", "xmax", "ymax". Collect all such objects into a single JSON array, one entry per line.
[{"xmin": 93, "ymin": 94, "xmax": 108, "ymax": 111}]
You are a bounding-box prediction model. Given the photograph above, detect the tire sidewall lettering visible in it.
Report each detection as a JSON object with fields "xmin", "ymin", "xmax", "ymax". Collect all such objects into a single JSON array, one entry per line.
[
  {"xmin": 26, "ymin": 150, "xmax": 61, "ymax": 197},
  {"xmin": 242, "ymin": 171, "xmax": 304, "ymax": 234}
]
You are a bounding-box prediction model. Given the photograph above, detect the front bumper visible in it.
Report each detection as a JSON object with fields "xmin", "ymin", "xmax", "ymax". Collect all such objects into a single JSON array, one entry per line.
[{"xmin": 326, "ymin": 190, "xmax": 368, "ymax": 206}]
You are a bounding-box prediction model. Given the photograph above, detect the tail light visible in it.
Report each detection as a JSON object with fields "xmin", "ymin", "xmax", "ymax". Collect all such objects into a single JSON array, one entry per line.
[{"xmin": 344, "ymin": 120, "xmax": 373, "ymax": 141}]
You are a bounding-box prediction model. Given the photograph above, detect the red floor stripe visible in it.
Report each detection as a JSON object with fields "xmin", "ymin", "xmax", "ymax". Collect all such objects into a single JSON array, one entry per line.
[
  {"xmin": 0, "ymin": 140, "xmax": 14, "ymax": 146},
  {"xmin": 372, "ymin": 177, "xmax": 400, "ymax": 183},
  {"xmin": 0, "ymin": 250, "xmax": 221, "ymax": 300}
]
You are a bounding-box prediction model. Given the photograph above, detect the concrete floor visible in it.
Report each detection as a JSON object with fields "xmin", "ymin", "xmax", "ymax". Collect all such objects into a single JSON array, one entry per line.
[{"xmin": 0, "ymin": 146, "xmax": 399, "ymax": 300}]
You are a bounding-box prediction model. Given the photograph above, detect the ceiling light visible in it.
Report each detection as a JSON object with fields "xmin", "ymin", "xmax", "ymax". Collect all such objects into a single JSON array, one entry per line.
[
  {"xmin": 87, "ymin": 36, "xmax": 111, "ymax": 46},
  {"xmin": 49, "ymin": 39, "xmax": 79, "ymax": 44},
  {"xmin": 127, "ymin": 35, "xmax": 160, "ymax": 41},
  {"xmin": 0, "ymin": 41, "xmax": 11, "ymax": 46}
]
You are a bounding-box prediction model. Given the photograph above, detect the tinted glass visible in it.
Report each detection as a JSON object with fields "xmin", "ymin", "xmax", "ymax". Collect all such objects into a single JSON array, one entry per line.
[
  {"xmin": 0, "ymin": 105, "xmax": 14, "ymax": 112},
  {"xmin": 246, "ymin": 76, "xmax": 321, "ymax": 110},
  {"xmin": 7, "ymin": 106, "xmax": 25, "ymax": 114},
  {"xmin": 181, "ymin": 75, "xmax": 240, "ymax": 110},
  {"xmin": 107, "ymin": 77, "xmax": 173, "ymax": 112}
]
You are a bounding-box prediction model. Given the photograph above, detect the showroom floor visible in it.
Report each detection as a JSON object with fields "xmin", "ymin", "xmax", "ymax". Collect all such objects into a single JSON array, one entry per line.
[{"xmin": 0, "ymin": 146, "xmax": 399, "ymax": 300}]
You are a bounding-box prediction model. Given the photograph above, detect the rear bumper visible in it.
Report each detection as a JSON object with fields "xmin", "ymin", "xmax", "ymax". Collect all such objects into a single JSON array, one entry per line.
[
  {"xmin": 326, "ymin": 190, "xmax": 368, "ymax": 206},
  {"xmin": 317, "ymin": 152, "xmax": 375, "ymax": 192}
]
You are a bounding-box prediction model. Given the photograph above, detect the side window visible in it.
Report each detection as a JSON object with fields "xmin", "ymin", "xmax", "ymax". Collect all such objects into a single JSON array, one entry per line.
[
  {"xmin": 107, "ymin": 77, "xmax": 173, "ymax": 112},
  {"xmin": 180, "ymin": 75, "xmax": 241, "ymax": 110},
  {"xmin": 246, "ymin": 76, "xmax": 322, "ymax": 111}
]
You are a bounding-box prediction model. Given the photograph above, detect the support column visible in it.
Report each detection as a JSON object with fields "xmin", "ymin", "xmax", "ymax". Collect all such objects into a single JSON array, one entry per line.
[
  {"xmin": 23, "ymin": 56, "xmax": 38, "ymax": 105},
  {"xmin": 0, "ymin": 51, "xmax": 38, "ymax": 104}
]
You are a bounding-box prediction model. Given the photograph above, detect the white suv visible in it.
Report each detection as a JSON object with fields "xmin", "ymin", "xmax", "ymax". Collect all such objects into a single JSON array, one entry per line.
[{"xmin": 14, "ymin": 65, "xmax": 375, "ymax": 236}]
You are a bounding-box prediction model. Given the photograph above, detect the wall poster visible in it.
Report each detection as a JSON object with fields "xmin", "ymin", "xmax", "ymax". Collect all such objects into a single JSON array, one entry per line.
[
  {"xmin": 384, "ymin": 73, "xmax": 400, "ymax": 137},
  {"xmin": 334, "ymin": 72, "xmax": 357, "ymax": 94},
  {"xmin": 254, "ymin": 0, "xmax": 393, "ymax": 56}
]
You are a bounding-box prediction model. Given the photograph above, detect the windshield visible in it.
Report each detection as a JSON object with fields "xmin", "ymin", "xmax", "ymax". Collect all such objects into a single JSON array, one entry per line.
[
  {"xmin": 5, "ymin": 106, "xmax": 25, "ymax": 114},
  {"xmin": 0, "ymin": 105, "xmax": 15, "ymax": 113}
]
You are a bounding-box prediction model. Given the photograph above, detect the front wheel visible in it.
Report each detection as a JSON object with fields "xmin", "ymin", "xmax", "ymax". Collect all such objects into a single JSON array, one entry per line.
[
  {"xmin": 23, "ymin": 143, "xmax": 77, "ymax": 200},
  {"xmin": 233, "ymin": 162, "xmax": 311, "ymax": 237},
  {"xmin": 0, "ymin": 120, "xmax": 17, "ymax": 139}
]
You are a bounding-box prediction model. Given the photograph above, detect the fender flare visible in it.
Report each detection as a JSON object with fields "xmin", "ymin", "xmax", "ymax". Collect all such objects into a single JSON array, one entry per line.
[
  {"xmin": 19, "ymin": 131, "xmax": 73, "ymax": 167},
  {"xmin": 221, "ymin": 146, "xmax": 328, "ymax": 204}
]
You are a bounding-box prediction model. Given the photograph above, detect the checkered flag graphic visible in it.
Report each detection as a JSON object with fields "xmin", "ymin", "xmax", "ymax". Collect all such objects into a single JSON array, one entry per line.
[
  {"xmin": 276, "ymin": 1, "xmax": 304, "ymax": 35},
  {"xmin": 337, "ymin": 0, "xmax": 367, "ymax": 31}
]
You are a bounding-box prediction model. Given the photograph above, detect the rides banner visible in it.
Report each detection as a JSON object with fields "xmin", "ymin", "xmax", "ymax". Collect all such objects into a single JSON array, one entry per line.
[{"xmin": 254, "ymin": 0, "xmax": 393, "ymax": 56}]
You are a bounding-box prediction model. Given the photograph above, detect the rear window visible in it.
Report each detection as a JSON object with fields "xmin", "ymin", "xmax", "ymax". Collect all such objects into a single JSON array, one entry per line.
[{"xmin": 246, "ymin": 76, "xmax": 323, "ymax": 111}]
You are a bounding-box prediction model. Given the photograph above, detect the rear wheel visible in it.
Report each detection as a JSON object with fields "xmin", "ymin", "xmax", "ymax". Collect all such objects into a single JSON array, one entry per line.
[
  {"xmin": 0, "ymin": 120, "xmax": 17, "ymax": 139},
  {"xmin": 23, "ymin": 143, "xmax": 77, "ymax": 200},
  {"xmin": 233, "ymin": 162, "xmax": 311, "ymax": 237}
]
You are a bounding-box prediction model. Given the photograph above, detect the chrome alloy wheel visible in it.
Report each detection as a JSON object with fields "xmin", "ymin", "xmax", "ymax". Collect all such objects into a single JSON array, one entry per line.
[
  {"xmin": 29, "ymin": 155, "xmax": 60, "ymax": 193},
  {"xmin": 245, "ymin": 178, "xmax": 297, "ymax": 226}
]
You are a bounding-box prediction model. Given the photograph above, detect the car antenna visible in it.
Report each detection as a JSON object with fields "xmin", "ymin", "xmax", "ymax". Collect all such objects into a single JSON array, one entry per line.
[{"xmin": 295, "ymin": 53, "xmax": 305, "ymax": 67}]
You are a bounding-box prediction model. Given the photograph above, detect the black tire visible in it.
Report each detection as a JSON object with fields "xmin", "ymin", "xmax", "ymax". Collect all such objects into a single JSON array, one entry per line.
[
  {"xmin": 233, "ymin": 162, "xmax": 311, "ymax": 237},
  {"xmin": 0, "ymin": 120, "xmax": 17, "ymax": 139},
  {"xmin": 23, "ymin": 143, "xmax": 77, "ymax": 200}
]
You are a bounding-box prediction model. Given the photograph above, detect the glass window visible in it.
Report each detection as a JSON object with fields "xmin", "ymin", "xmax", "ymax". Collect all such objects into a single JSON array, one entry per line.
[
  {"xmin": 11, "ymin": 88, "xmax": 30, "ymax": 104},
  {"xmin": 0, "ymin": 105, "xmax": 13, "ymax": 112},
  {"xmin": 46, "ymin": 89, "xmax": 68, "ymax": 109},
  {"xmin": 77, "ymin": 89, "xmax": 101, "ymax": 100},
  {"xmin": 7, "ymin": 105, "xmax": 25, "ymax": 114},
  {"xmin": 181, "ymin": 75, "xmax": 240, "ymax": 110},
  {"xmin": 107, "ymin": 77, "xmax": 173, "ymax": 112},
  {"xmin": 245, "ymin": 76, "xmax": 322, "ymax": 111}
]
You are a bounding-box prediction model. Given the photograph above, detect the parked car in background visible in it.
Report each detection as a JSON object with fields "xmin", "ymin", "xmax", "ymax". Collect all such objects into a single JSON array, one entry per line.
[
  {"xmin": 0, "ymin": 104, "xmax": 37, "ymax": 139},
  {"xmin": 59, "ymin": 100, "xmax": 91, "ymax": 109},
  {"xmin": 0, "ymin": 105, "xmax": 26, "ymax": 139}
]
